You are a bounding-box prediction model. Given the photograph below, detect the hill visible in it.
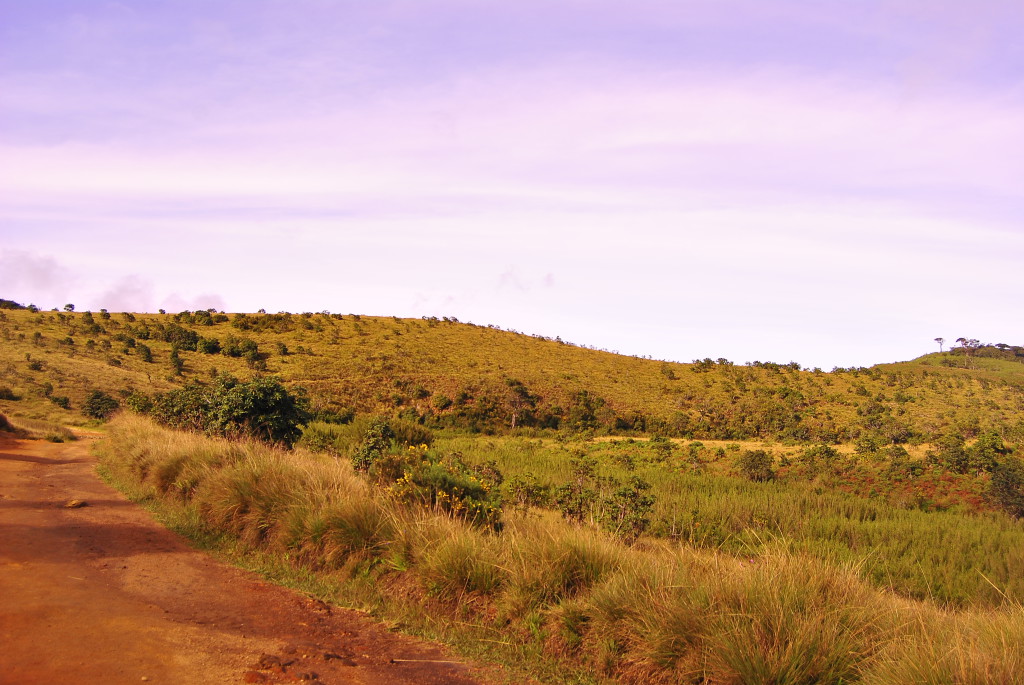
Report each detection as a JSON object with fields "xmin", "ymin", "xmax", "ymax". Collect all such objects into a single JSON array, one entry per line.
[{"xmin": 3, "ymin": 306, "xmax": 1023, "ymax": 446}]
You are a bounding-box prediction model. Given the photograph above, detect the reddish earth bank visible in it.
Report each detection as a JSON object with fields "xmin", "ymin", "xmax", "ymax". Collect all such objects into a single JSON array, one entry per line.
[{"xmin": 0, "ymin": 433, "xmax": 493, "ymax": 684}]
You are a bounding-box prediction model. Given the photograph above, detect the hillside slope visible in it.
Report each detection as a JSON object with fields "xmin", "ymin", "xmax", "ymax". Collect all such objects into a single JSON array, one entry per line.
[{"xmin": 2, "ymin": 307, "xmax": 1022, "ymax": 446}]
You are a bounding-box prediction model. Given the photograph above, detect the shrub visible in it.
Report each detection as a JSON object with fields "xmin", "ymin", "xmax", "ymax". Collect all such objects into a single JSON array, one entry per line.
[
  {"xmin": 990, "ymin": 457, "xmax": 1024, "ymax": 518},
  {"xmin": 83, "ymin": 390, "xmax": 120, "ymax": 419},
  {"xmin": 221, "ymin": 335, "xmax": 258, "ymax": 358},
  {"xmin": 601, "ymin": 476, "xmax": 656, "ymax": 542},
  {"xmin": 152, "ymin": 376, "xmax": 310, "ymax": 446},
  {"xmin": 736, "ymin": 450, "xmax": 776, "ymax": 482},
  {"xmin": 390, "ymin": 418, "xmax": 434, "ymax": 448},
  {"xmin": 197, "ymin": 337, "xmax": 221, "ymax": 354},
  {"xmin": 206, "ymin": 375, "xmax": 309, "ymax": 445},
  {"xmin": 124, "ymin": 391, "xmax": 153, "ymax": 414},
  {"xmin": 352, "ymin": 419, "xmax": 394, "ymax": 472},
  {"xmin": 169, "ymin": 348, "xmax": 184, "ymax": 375},
  {"xmin": 161, "ymin": 323, "xmax": 199, "ymax": 351},
  {"xmin": 49, "ymin": 395, "xmax": 71, "ymax": 410},
  {"xmin": 0, "ymin": 386, "xmax": 19, "ymax": 401}
]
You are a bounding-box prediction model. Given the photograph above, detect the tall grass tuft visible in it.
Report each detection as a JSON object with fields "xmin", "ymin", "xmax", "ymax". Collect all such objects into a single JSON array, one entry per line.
[
  {"xmin": 705, "ymin": 551, "xmax": 888, "ymax": 683},
  {"xmin": 504, "ymin": 516, "xmax": 624, "ymax": 612},
  {"xmin": 415, "ymin": 517, "xmax": 505, "ymax": 597}
]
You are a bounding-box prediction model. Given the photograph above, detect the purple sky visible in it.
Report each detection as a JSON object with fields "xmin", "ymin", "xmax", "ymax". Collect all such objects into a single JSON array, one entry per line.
[{"xmin": 2, "ymin": 1, "xmax": 1023, "ymax": 368}]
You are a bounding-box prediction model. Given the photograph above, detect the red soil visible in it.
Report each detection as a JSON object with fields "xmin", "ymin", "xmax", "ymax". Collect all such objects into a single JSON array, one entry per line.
[{"xmin": 0, "ymin": 433, "xmax": 495, "ymax": 684}]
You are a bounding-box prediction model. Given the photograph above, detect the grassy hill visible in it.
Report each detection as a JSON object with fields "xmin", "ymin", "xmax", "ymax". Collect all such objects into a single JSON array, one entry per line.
[{"xmin": 3, "ymin": 306, "xmax": 1024, "ymax": 445}]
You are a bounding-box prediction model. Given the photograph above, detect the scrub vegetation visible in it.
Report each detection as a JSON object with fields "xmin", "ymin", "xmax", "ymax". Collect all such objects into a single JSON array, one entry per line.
[
  {"xmin": 3, "ymin": 301, "xmax": 1024, "ymax": 682},
  {"xmin": 96, "ymin": 416, "xmax": 1023, "ymax": 684}
]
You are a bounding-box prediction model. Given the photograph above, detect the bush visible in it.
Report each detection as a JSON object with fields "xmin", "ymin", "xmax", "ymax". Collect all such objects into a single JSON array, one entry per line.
[
  {"xmin": 161, "ymin": 323, "xmax": 199, "ymax": 351},
  {"xmin": 990, "ymin": 457, "xmax": 1024, "ymax": 518},
  {"xmin": 49, "ymin": 395, "xmax": 71, "ymax": 410},
  {"xmin": 152, "ymin": 375, "xmax": 310, "ymax": 446},
  {"xmin": 736, "ymin": 450, "xmax": 776, "ymax": 482},
  {"xmin": 123, "ymin": 391, "xmax": 154, "ymax": 414},
  {"xmin": 83, "ymin": 390, "xmax": 120, "ymax": 420},
  {"xmin": 197, "ymin": 337, "xmax": 221, "ymax": 354},
  {"xmin": 352, "ymin": 419, "xmax": 394, "ymax": 472},
  {"xmin": 0, "ymin": 386, "xmax": 19, "ymax": 400},
  {"xmin": 383, "ymin": 448, "xmax": 503, "ymax": 529}
]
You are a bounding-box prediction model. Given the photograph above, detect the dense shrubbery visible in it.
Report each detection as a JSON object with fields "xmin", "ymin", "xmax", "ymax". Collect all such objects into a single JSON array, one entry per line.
[
  {"xmin": 159, "ymin": 323, "xmax": 200, "ymax": 351},
  {"xmin": 553, "ymin": 454, "xmax": 657, "ymax": 542},
  {"xmin": 145, "ymin": 375, "xmax": 310, "ymax": 446},
  {"xmin": 350, "ymin": 418, "xmax": 502, "ymax": 529},
  {"xmin": 83, "ymin": 390, "xmax": 120, "ymax": 419},
  {"xmin": 736, "ymin": 449, "xmax": 776, "ymax": 482}
]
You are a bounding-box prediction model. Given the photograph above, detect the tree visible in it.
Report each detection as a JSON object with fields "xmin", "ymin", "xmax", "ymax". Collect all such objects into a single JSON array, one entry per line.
[
  {"xmin": 935, "ymin": 337, "xmax": 945, "ymax": 353},
  {"xmin": 955, "ymin": 337, "xmax": 981, "ymax": 368},
  {"xmin": 503, "ymin": 378, "xmax": 537, "ymax": 429},
  {"xmin": 63, "ymin": 303, "xmax": 75, "ymax": 312}
]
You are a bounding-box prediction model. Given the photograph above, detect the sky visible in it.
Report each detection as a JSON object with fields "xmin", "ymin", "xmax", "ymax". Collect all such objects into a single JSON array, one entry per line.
[{"xmin": 2, "ymin": 1, "xmax": 1023, "ymax": 369}]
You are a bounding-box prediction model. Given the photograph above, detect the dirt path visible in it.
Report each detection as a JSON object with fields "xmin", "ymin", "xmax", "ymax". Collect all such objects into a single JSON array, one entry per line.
[{"xmin": 0, "ymin": 433, "xmax": 494, "ymax": 685}]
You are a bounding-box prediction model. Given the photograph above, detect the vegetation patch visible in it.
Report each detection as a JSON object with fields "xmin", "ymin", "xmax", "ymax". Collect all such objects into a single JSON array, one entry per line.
[{"xmin": 95, "ymin": 416, "xmax": 1024, "ymax": 684}]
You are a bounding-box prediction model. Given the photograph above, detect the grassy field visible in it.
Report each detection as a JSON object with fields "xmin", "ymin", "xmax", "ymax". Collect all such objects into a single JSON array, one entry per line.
[
  {"xmin": 95, "ymin": 415, "xmax": 1024, "ymax": 684},
  {"xmin": 293, "ymin": 423, "xmax": 1023, "ymax": 608}
]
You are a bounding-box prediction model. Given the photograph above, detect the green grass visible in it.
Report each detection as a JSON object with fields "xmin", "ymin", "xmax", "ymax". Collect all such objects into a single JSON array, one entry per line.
[
  {"xmin": 425, "ymin": 433, "xmax": 1024, "ymax": 607},
  {"xmin": 94, "ymin": 415, "xmax": 1024, "ymax": 684}
]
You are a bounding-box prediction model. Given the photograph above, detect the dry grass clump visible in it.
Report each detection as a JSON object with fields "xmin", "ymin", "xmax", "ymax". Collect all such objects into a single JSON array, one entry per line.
[
  {"xmin": 2, "ymin": 415, "xmax": 77, "ymax": 442},
  {"xmin": 503, "ymin": 517, "xmax": 625, "ymax": 612},
  {"xmin": 0, "ymin": 412, "xmax": 20, "ymax": 434},
  {"xmin": 414, "ymin": 517, "xmax": 505, "ymax": 597},
  {"xmin": 96, "ymin": 415, "xmax": 1024, "ymax": 684},
  {"xmin": 863, "ymin": 604, "xmax": 1024, "ymax": 684}
]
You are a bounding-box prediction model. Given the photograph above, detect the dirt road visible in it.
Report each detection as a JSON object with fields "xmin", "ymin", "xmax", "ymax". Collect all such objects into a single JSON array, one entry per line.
[{"xmin": 0, "ymin": 433, "xmax": 492, "ymax": 684}]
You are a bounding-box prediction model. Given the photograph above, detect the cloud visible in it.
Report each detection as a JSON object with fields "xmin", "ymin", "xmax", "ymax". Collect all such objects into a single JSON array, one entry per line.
[
  {"xmin": 95, "ymin": 274, "xmax": 154, "ymax": 313},
  {"xmin": 159, "ymin": 292, "xmax": 227, "ymax": 313},
  {"xmin": 2, "ymin": 3, "xmax": 1022, "ymax": 367},
  {"xmin": 0, "ymin": 249, "xmax": 77, "ymax": 307}
]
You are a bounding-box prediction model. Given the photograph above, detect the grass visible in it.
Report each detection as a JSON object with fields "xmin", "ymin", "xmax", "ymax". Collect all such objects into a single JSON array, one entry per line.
[
  {"xmin": 425, "ymin": 433, "xmax": 1024, "ymax": 608},
  {"xmin": 95, "ymin": 415, "xmax": 1024, "ymax": 684},
  {"xmin": 0, "ymin": 414, "xmax": 78, "ymax": 442}
]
